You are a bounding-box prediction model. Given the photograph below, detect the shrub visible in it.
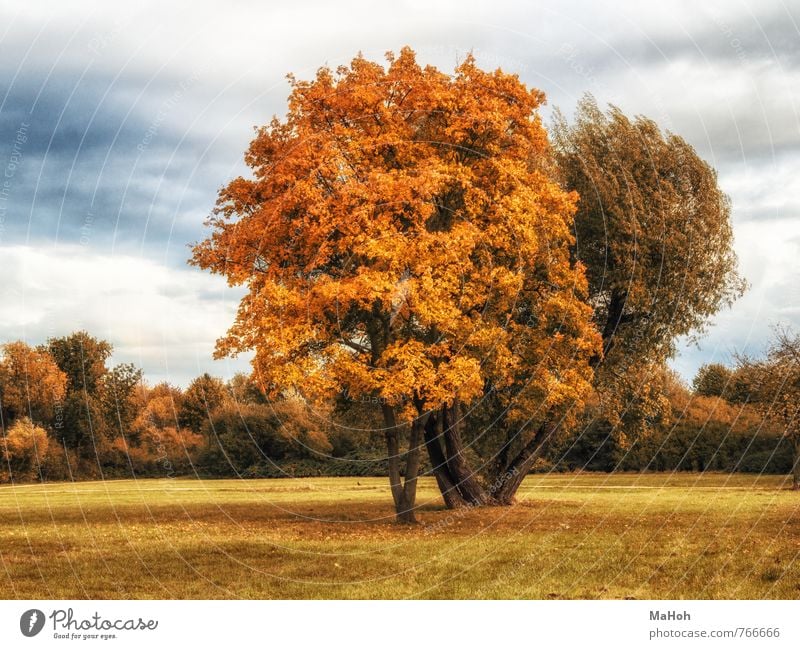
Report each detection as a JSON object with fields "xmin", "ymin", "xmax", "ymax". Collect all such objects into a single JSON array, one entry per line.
[
  {"xmin": 199, "ymin": 400, "xmax": 334, "ymax": 475},
  {"xmin": 1, "ymin": 417, "xmax": 50, "ymax": 481}
]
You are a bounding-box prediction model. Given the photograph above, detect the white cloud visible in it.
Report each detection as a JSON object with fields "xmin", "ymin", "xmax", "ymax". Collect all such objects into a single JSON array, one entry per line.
[
  {"xmin": 0, "ymin": 245, "xmax": 251, "ymax": 385},
  {"xmin": 672, "ymin": 216, "xmax": 800, "ymax": 380}
]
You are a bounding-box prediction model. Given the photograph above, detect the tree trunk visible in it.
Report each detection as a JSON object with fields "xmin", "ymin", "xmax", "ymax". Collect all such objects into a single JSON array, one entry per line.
[
  {"xmin": 381, "ymin": 403, "xmax": 424, "ymax": 523},
  {"xmin": 793, "ymin": 438, "xmax": 800, "ymax": 491},
  {"xmin": 590, "ymin": 289, "xmax": 629, "ymax": 368},
  {"xmin": 422, "ymin": 402, "xmax": 497, "ymax": 508},
  {"xmin": 423, "ymin": 410, "xmax": 555, "ymax": 507},
  {"xmin": 402, "ymin": 415, "xmax": 426, "ymax": 513},
  {"xmin": 423, "ymin": 412, "xmax": 470, "ymax": 509},
  {"xmin": 493, "ymin": 421, "xmax": 551, "ymax": 504},
  {"xmin": 441, "ymin": 401, "xmax": 497, "ymax": 505}
]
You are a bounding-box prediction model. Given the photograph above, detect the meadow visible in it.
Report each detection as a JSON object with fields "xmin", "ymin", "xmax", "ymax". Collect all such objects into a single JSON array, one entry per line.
[{"xmin": 0, "ymin": 473, "xmax": 798, "ymax": 599}]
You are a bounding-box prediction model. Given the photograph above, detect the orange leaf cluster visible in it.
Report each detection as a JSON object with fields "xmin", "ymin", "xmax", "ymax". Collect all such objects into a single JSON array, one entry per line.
[{"xmin": 192, "ymin": 47, "xmax": 600, "ymax": 423}]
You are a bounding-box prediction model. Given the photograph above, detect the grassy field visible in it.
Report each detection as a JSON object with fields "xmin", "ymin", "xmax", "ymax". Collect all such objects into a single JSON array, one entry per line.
[{"xmin": 0, "ymin": 473, "xmax": 798, "ymax": 599}]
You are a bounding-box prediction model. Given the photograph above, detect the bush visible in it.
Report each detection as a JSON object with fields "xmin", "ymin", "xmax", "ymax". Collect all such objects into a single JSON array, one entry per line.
[
  {"xmin": 39, "ymin": 443, "xmax": 79, "ymax": 481},
  {"xmin": 1, "ymin": 417, "xmax": 50, "ymax": 481},
  {"xmin": 198, "ymin": 400, "xmax": 334, "ymax": 475}
]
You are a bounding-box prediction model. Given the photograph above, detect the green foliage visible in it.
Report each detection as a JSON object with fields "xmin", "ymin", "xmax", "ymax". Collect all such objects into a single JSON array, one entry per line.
[
  {"xmin": 198, "ymin": 400, "xmax": 334, "ymax": 475},
  {"xmin": 56, "ymin": 392, "xmax": 110, "ymax": 459},
  {"xmin": 46, "ymin": 331, "xmax": 112, "ymax": 394},
  {"xmin": 44, "ymin": 332, "xmax": 116, "ymax": 456},
  {"xmin": 693, "ymin": 363, "xmax": 733, "ymax": 397},
  {"xmin": 179, "ymin": 373, "xmax": 228, "ymax": 434},
  {"xmin": 552, "ymin": 95, "xmax": 746, "ymax": 370},
  {"xmin": 199, "ymin": 404, "xmax": 292, "ymax": 475},
  {"xmin": 102, "ymin": 363, "xmax": 144, "ymax": 437}
]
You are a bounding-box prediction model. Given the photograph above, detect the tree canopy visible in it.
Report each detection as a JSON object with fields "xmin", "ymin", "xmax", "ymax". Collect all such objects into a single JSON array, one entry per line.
[
  {"xmin": 736, "ymin": 328, "xmax": 800, "ymax": 488},
  {"xmin": 693, "ymin": 363, "xmax": 734, "ymax": 398},
  {"xmin": 551, "ymin": 96, "xmax": 746, "ymax": 372},
  {"xmin": 192, "ymin": 47, "xmax": 601, "ymax": 520},
  {"xmin": 0, "ymin": 342, "xmax": 67, "ymax": 425}
]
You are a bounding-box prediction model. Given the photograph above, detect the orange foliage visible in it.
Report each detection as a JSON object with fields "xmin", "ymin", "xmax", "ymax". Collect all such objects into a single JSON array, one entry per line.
[
  {"xmin": 0, "ymin": 341, "xmax": 67, "ymax": 425},
  {"xmin": 1, "ymin": 417, "xmax": 49, "ymax": 481},
  {"xmin": 192, "ymin": 47, "xmax": 601, "ymax": 424}
]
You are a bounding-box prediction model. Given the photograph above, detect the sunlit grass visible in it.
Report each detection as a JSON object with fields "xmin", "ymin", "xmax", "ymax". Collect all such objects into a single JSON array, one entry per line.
[{"xmin": 0, "ymin": 473, "xmax": 798, "ymax": 599}]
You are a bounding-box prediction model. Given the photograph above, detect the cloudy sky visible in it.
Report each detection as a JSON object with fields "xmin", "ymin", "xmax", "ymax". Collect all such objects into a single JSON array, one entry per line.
[{"xmin": 0, "ymin": 0, "xmax": 797, "ymax": 386}]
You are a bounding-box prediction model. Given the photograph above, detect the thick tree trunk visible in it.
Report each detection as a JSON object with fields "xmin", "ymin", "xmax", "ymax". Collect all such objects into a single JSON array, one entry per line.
[
  {"xmin": 441, "ymin": 401, "xmax": 497, "ymax": 505},
  {"xmin": 381, "ymin": 403, "xmax": 424, "ymax": 523},
  {"xmin": 493, "ymin": 421, "xmax": 551, "ymax": 504},
  {"xmin": 423, "ymin": 413, "xmax": 470, "ymax": 509},
  {"xmin": 423, "ymin": 406, "xmax": 556, "ymax": 507},
  {"xmin": 792, "ymin": 438, "xmax": 800, "ymax": 491},
  {"xmin": 422, "ymin": 402, "xmax": 497, "ymax": 508}
]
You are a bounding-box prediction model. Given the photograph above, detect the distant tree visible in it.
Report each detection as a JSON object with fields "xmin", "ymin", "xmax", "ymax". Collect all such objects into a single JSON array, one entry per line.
[
  {"xmin": 0, "ymin": 341, "xmax": 67, "ymax": 427},
  {"xmin": 191, "ymin": 48, "xmax": 600, "ymax": 519},
  {"xmin": 45, "ymin": 332, "xmax": 114, "ymax": 456},
  {"xmin": 227, "ymin": 373, "xmax": 267, "ymax": 406},
  {"xmin": 179, "ymin": 373, "xmax": 228, "ymax": 434},
  {"xmin": 137, "ymin": 394, "xmax": 180, "ymax": 431},
  {"xmin": 101, "ymin": 363, "xmax": 144, "ymax": 437},
  {"xmin": 58, "ymin": 392, "xmax": 110, "ymax": 458},
  {"xmin": 740, "ymin": 329, "xmax": 800, "ymax": 489},
  {"xmin": 553, "ymin": 377, "xmax": 786, "ymax": 475},
  {"xmin": 147, "ymin": 382, "xmax": 184, "ymax": 408},
  {"xmin": 128, "ymin": 389, "xmax": 202, "ymax": 476},
  {"xmin": 693, "ymin": 363, "xmax": 734, "ymax": 398},
  {"xmin": 726, "ymin": 363, "xmax": 762, "ymax": 404},
  {"xmin": 46, "ymin": 331, "xmax": 112, "ymax": 394},
  {"xmin": 200, "ymin": 399, "xmax": 332, "ymax": 475}
]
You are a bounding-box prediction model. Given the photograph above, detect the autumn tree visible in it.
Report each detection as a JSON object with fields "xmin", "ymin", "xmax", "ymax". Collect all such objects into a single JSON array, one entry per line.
[
  {"xmin": 126, "ymin": 384, "xmax": 202, "ymax": 475},
  {"xmin": 192, "ymin": 48, "xmax": 600, "ymax": 521},
  {"xmin": 199, "ymin": 399, "xmax": 332, "ymax": 475},
  {"xmin": 102, "ymin": 363, "xmax": 144, "ymax": 437},
  {"xmin": 138, "ymin": 383, "xmax": 183, "ymax": 431},
  {"xmin": 148, "ymin": 382, "xmax": 184, "ymax": 409},
  {"xmin": 46, "ymin": 332, "xmax": 115, "ymax": 456},
  {"xmin": 46, "ymin": 331, "xmax": 112, "ymax": 394},
  {"xmin": 739, "ymin": 329, "xmax": 800, "ymax": 489},
  {"xmin": 693, "ymin": 363, "xmax": 734, "ymax": 398},
  {"xmin": 551, "ymin": 96, "xmax": 745, "ymax": 375},
  {"xmin": 400, "ymin": 94, "xmax": 747, "ymax": 506},
  {"xmin": 1, "ymin": 417, "xmax": 50, "ymax": 481},
  {"xmin": 0, "ymin": 342, "xmax": 67, "ymax": 427},
  {"xmin": 227, "ymin": 373, "xmax": 268, "ymax": 406},
  {"xmin": 44, "ymin": 332, "xmax": 146, "ymax": 459},
  {"xmin": 179, "ymin": 373, "xmax": 228, "ymax": 434}
]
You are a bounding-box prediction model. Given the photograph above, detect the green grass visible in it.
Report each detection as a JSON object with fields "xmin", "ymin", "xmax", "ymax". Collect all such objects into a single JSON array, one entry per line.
[{"xmin": 0, "ymin": 473, "xmax": 798, "ymax": 599}]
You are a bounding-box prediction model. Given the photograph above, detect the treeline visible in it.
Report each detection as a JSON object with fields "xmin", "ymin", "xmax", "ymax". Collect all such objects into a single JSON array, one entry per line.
[
  {"xmin": 0, "ymin": 330, "xmax": 791, "ymax": 483},
  {"xmin": 0, "ymin": 331, "xmax": 389, "ymax": 482},
  {"xmin": 551, "ymin": 365, "xmax": 790, "ymax": 475}
]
